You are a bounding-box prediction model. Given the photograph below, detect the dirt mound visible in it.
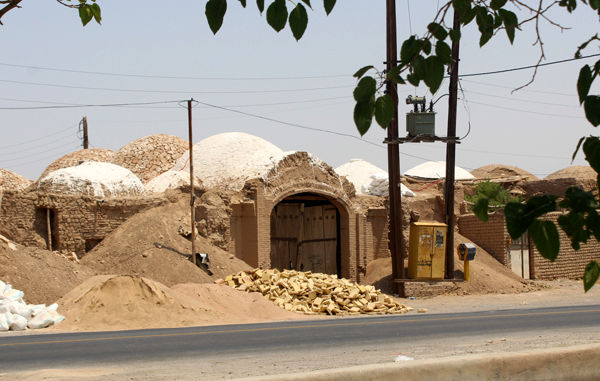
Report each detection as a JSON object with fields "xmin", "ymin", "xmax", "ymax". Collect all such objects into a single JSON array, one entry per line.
[
  {"xmin": 0, "ymin": 168, "xmax": 32, "ymax": 192},
  {"xmin": 38, "ymin": 148, "xmax": 115, "ymax": 181},
  {"xmin": 0, "ymin": 239, "xmax": 95, "ymax": 305},
  {"xmin": 363, "ymin": 232, "xmax": 535, "ymax": 296},
  {"xmin": 80, "ymin": 195, "xmax": 250, "ymax": 286},
  {"xmin": 471, "ymin": 164, "xmax": 538, "ymax": 181},
  {"xmin": 112, "ymin": 134, "xmax": 188, "ymax": 183},
  {"xmin": 54, "ymin": 275, "xmax": 304, "ymax": 331},
  {"xmin": 545, "ymin": 165, "xmax": 597, "ymax": 180}
]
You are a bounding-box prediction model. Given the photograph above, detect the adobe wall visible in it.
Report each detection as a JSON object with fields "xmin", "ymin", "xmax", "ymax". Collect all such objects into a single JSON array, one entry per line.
[
  {"xmin": 523, "ymin": 178, "xmax": 597, "ymax": 197},
  {"xmin": 531, "ymin": 212, "xmax": 600, "ymax": 280},
  {"xmin": 458, "ymin": 212, "xmax": 509, "ymax": 266},
  {"xmin": 0, "ymin": 190, "xmax": 170, "ymax": 256}
]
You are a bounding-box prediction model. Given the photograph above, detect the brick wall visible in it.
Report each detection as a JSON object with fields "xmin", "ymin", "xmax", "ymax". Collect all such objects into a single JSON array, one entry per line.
[
  {"xmin": 531, "ymin": 212, "xmax": 600, "ymax": 280},
  {"xmin": 458, "ymin": 212, "xmax": 509, "ymax": 266},
  {"xmin": 0, "ymin": 190, "xmax": 169, "ymax": 256}
]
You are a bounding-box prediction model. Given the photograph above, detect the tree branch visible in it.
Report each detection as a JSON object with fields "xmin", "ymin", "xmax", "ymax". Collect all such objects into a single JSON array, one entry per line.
[{"xmin": 0, "ymin": 0, "xmax": 22, "ymax": 25}]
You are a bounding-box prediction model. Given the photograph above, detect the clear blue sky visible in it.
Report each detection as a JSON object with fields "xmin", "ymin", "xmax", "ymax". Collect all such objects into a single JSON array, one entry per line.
[{"xmin": 0, "ymin": 1, "xmax": 597, "ymax": 180}]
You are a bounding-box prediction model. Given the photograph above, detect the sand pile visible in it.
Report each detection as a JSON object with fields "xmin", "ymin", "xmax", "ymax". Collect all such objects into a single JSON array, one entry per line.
[
  {"xmin": 0, "ymin": 238, "xmax": 95, "ymax": 305},
  {"xmin": 220, "ymin": 269, "xmax": 412, "ymax": 315},
  {"xmin": 545, "ymin": 165, "xmax": 597, "ymax": 180},
  {"xmin": 363, "ymin": 232, "xmax": 535, "ymax": 296},
  {"xmin": 55, "ymin": 275, "xmax": 304, "ymax": 331},
  {"xmin": 471, "ymin": 164, "xmax": 538, "ymax": 181},
  {"xmin": 172, "ymin": 132, "xmax": 287, "ymax": 191},
  {"xmin": 404, "ymin": 161, "xmax": 474, "ymax": 180},
  {"xmin": 81, "ymin": 195, "xmax": 251, "ymax": 286},
  {"xmin": 38, "ymin": 161, "xmax": 144, "ymax": 198},
  {"xmin": 112, "ymin": 134, "xmax": 188, "ymax": 183},
  {"xmin": 335, "ymin": 158, "xmax": 415, "ymax": 197},
  {"xmin": 0, "ymin": 168, "xmax": 32, "ymax": 192},
  {"xmin": 38, "ymin": 148, "xmax": 115, "ymax": 181}
]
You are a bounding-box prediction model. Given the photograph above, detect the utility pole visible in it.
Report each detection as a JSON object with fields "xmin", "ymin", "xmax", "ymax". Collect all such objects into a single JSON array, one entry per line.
[
  {"xmin": 386, "ymin": 0, "xmax": 405, "ymax": 297},
  {"xmin": 444, "ymin": 9, "xmax": 461, "ymax": 279},
  {"xmin": 81, "ymin": 116, "xmax": 89, "ymax": 149},
  {"xmin": 187, "ymin": 99, "xmax": 197, "ymax": 266}
]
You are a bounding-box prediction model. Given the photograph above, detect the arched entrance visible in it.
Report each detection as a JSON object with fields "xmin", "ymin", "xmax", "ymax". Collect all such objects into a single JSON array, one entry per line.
[{"xmin": 270, "ymin": 192, "xmax": 341, "ymax": 277}]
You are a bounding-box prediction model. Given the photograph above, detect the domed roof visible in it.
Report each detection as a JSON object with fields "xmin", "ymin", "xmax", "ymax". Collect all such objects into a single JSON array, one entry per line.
[
  {"xmin": 112, "ymin": 134, "xmax": 188, "ymax": 183},
  {"xmin": 404, "ymin": 161, "xmax": 475, "ymax": 180},
  {"xmin": 172, "ymin": 132, "xmax": 285, "ymax": 190},
  {"xmin": 38, "ymin": 161, "xmax": 144, "ymax": 198},
  {"xmin": 471, "ymin": 164, "xmax": 538, "ymax": 181},
  {"xmin": 0, "ymin": 168, "xmax": 32, "ymax": 192},
  {"xmin": 38, "ymin": 148, "xmax": 115, "ymax": 181},
  {"xmin": 545, "ymin": 165, "xmax": 597, "ymax": 180},
  {"xmin": 335, "ymin": 159, "xmax": 414, "ymax": 197}
]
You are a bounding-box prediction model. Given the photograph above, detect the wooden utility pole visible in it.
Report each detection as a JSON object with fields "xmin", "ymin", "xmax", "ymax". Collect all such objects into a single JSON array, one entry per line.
[
  {"xmin": 187, "ymin": 99, "xmax": 197, "ymax": 266},
  {"xmin": 444, "ymin": 9, "xmax": 461, "ymax": 279},
  {"xmin": 386, "ymin": 0, "xmax": 405, "ymax": 296},
  {"xmin": 82, "ymin": 116, "xmax": 89, "ymax": 149}
]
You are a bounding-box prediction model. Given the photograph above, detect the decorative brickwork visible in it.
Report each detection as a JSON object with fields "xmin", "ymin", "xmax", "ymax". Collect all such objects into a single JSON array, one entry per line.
[{"xmin": 112, "ymin": 134, "xmax": 188, "ymax": 183}]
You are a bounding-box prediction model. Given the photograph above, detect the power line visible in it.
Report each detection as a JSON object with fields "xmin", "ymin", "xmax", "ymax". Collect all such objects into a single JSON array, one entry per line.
[
  {"xmin": 0, "ymin": 78, "xmax": 352, "ymax": 95},
  {"xmin": 467, "ymin": 100, "xmax": 585, "ymax": 118},
  {"xmin": 0, "ymin": 124, "xmax": 76, "ymax": 149},
  {"xmin": 458, "ymin": 53, "xmax": 600, "ymax": 78},
  {"xmin": 0, "ymin": 62, "xmax": 349, "ymax": 81},
  {"xmin": 0, "ymin": 100, "xmax": 182, "ymax": 110},
  {"xmin": 462, "ymin": 89, "xmax": 580, "ymax": 108},
  {"xmin": 462, "ymin": 79, "xmax": 574, "ymax": 96}
]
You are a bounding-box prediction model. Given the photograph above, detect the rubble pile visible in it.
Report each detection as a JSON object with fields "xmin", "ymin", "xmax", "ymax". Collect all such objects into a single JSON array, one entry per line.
[{"xmin": 219, "ymin": 269, "xmax": 412, "ymax": 315}]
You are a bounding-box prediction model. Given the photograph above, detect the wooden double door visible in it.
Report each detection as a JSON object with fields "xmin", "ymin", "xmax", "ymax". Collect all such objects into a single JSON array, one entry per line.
[{"xmin": 270, "ymin": 202, "xmax": 339, "ymax": 276}]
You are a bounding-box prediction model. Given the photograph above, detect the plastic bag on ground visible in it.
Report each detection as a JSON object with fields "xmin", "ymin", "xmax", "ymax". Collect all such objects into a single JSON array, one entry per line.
[{"xmin": 9, "ymin": 314, "xmax": 27, "ymax": 331}]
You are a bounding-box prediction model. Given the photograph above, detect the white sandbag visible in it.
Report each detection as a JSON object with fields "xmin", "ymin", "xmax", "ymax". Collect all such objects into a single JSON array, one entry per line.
[
  {"xmin": 47, "ymin": 310, "xmax": 65, "ymax": 326},
  {"xmin": 0, "ymin": 313, "xmax": 10, "ymax": 331},
  {"xmin": 0, "ymin": 280, "xmax": 6, "ymax": 295},
  {"xmin": 28, "ymin": 311, "xmax": 54, "ymax": 329},
  {"xmin": 3, "ymin": 288, "xmax": 24, "ymax": 302},
  {"xmin": 29, "ymin": 304, "xmax": 46, "ymax": 317},
  {"xmin": 0, "ymin": 302, "xmax": 9, "ymax": 314},
  {"xmin": 13, "ymin": 303, "xmax": 34, "ymax": 320},
  {"xmin": 10, "ymin": 314, "xmax": 27, "ymax": 331},
  {"xmin": 46, "ymin": 303, "xmax": 59, "ymax": 313}
]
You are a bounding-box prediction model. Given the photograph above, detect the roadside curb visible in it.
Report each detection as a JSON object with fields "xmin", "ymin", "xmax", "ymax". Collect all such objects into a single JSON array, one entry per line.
[{"xmin": 239, "ymin": 343, "xmax": 600, "ymax": 381}]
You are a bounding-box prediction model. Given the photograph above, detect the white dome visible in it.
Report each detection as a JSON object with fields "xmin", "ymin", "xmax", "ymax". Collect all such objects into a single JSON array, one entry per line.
[
  {"xmin": 145, "ymin": 170, "xmax": 200, "ymax": 194},
  {"xmin": 38, "ymin": 161, "xmax": 144, "ymax": 198},
  {"xmin": 172, "ymin": 132, "xmax": 286, "ymax": 190},
  {"xmin": 335, "ymin": 159, "xmax": 414, "ymax": 197},
  {"xmin": 404, "ymin": 161, "xmax": 475, "ymax": 180}
]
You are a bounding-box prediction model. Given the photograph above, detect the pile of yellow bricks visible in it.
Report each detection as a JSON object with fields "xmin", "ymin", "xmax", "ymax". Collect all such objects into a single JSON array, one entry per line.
[{"xmin": 218, "ymin": 269, "xmax": 413, "ymax": 315}]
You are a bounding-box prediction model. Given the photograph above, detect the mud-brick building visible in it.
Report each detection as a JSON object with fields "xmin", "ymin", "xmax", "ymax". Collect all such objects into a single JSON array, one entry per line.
[{"xmin": 172, "ymin": 132, "xmax": 392, "ymax": 282}]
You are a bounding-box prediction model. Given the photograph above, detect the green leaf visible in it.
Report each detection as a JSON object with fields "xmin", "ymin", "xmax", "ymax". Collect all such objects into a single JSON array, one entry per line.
[
  {"xmin": 505, "ymin": 196, "xmax": 557, "ymax": 239},
  {"xmin": 499, "ymin": 9, "xmax": 518, "ymax": 44},
  {"xmin": 449, "ymin": 29, "xmax": 461, "ymax": 42},
  {"xmin": 582, "ymin": 136, "xmax": 600, "ymax": 174},
  {"xmin": 374, "ymin": 94, "xmax": 395, "ymax": 128},
  {"xmin": 435, "ymin": 40, "xmax": 452, "ymax": 64},
  {"xmin": 90, "ymin": 3, "xmax": 101, "ymax": 24},
  {"xmin": 583, "ymin": 261, "xmax": 600, "ymax": 292},
  {"xmin": 353, "ymin": 65, "xmax": 374, "ymax": 79},
  {"xmin": 289, "ymin": 3, "xmax": 308, "ymax": 41},
  {"xmin": 353, "ymin": 76, "xmax": 377, "ymax": 102},
  {"xmin": 400, "ymin": 36, "xmax": 420, "ymax": 65},
  {"xmin": 427, "ymin": 22, "xmax": 448, "ymax": 40},
  {"xmin": 473, "ymin": 197, "xmax": 490, "ymax": 222},
  {"xmin": 452, "ymin": 0, "xmax": 471, "ymax": 14},
  {"xmin": 323, "ymin": 0, "xmax": 336, "ymax": 15},
  {"xmin": 490, "ymin": 0, "xmax": 508, "ymax": 10},
  {"xmin": 583, "ymin": 95, "xmax": 600, "ymax": 126},
  {"xmin": 257, "ymin": 0, "xmax": 265, "ymax": 13},
  {"xmin": 238, "ymin": 0, "xmax": 247, "ymax": 7},
  {"xmin": 530, "ymin": 219, "xmax": 560, "ymax": 262},
  {"xmin": 78, "ymin": 5, "xmax": 93, "ymax": 26},
  {"xmin": 301, "ymin": 0, "xmax": 312, "ymax": 9},
  {"xmin": 407, "ymin": 72, "xmax": 420, "ymax": 87},
  {"xmin": 479, "ymin": 31, "xmax": 493, "ymax": 47},
  {"xmin": 205, "ymin": 0, "xmax": 228, "ymax": 34},
  {"xmin": 386, "ymin": 67, "xmax": 406, "ymax": 84},
  {"xmin": 354, "ymin": 97, "xmax": 375, "ymax": 136},
  {"xmin": 422, "ymin": 39, "xmax": 432, "ymax": 55},
  {"xmin": 266, "ymin": 0, "xmax": 288, "ymax": 32},
  {"xmin": 423, "ymin": 56, "xmax": 444, "ymax": 94},
  {"xmin": 572, "ymin": 136, "xmax": 586, "ymax": 162},
  {"xmin": 577, "ymin": 65, "xmax": 592, "ymax": 104}
]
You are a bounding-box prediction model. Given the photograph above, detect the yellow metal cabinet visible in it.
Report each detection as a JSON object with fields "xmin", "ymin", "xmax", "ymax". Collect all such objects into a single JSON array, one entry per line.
[{"xmin": 408, "ymin": 222, "xmax": 447, "ymax": 279}]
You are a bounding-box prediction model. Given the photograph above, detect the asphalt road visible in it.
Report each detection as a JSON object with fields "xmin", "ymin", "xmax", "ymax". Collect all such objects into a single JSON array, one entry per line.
[{"xmin": 1, "ymin": 305, "xmax": 599, "ymax": 373}]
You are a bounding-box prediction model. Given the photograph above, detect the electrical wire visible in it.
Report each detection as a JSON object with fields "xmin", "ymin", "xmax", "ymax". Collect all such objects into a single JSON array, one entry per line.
[
  {"xmin": 460, "ymin": 79, "xmax": 574, "ymax": 96},
  {"xmin": 0, "ymin": 138, "xmax": 81, "ymax": 164},
  {"xmin": 461, "ymin": 89, "xmax": 580, "ymax": 108},
  {"xmin": 457, "ymin": 80, "xmax": 472, "ymax": 140},
  {"xmin": 0, "ymin": 62, "xmax": 349, "ymax": 81},
  {"xmin": 0, "ymin": 124, "xmax": 76, "ymax": 149},
  {"xmin": 466, "ymin": 100, "xmax": 585, "ymax": 118},
  {"xmin": 0, "ymin": 79, "xmax": 352, "ymax": 96}
]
